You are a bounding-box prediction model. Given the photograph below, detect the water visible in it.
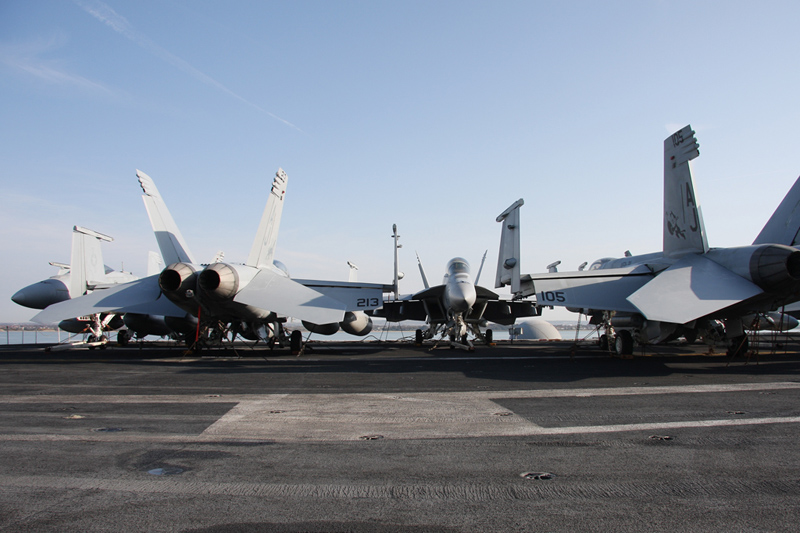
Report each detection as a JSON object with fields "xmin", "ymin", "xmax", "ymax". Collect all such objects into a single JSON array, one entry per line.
[
  {"xmin": 2, "ymin": 328, "xmax": 63, "ymax": 345},
  {"xmin": 1, "ymin": 323, "xmax": 595, "ymax": 345}
]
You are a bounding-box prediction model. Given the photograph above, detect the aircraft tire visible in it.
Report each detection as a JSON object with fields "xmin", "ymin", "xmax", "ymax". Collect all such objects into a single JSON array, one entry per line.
[
  {"xmin": 485, "ymin": 329, "xmax": 493, "ymax": 344},
  {"xmin": 598, "ymin": 334, "xmax": 609, "ymax": 351},
  {"xmin": 614, "ymin": 330, "xmax": 633, "ymax": 356},
  {"xmin": 727, "ymin": 335, "xmax": 749, "ymax": 357},
  {"xmin": 290, "ymin": 330, "xmax": 303, "ymax": 354},
  {"xmin": 117, "ymin": 330, "xmax": 130, "ymax": 346},
  {"xmin": 415, "ymin": 329, "xmax": 423, "ymax": 345}
]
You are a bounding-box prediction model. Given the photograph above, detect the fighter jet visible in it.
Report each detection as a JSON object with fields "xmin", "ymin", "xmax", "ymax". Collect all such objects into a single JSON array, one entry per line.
[
  {"xmin": 370, "ymin": 225, "xmax": 539, "ymax": 349},
  {"xmin": 496, "ymin": 125, "xmax": 800, "ymax": 356},
  {"xmin": 12, "ymin": 226, "xmax": 138, "ymax": 343},
  {"xmin": 34, "ymin": 168, "xmax": 388, "ymax": 353}
]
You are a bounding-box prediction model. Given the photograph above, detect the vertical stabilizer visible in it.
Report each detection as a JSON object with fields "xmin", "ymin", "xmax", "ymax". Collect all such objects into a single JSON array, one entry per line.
[
  {"xmin": 347, "ymin": 261, "xmax": 359, "ymax": 282},
  {"xmin": 137, "ymin": 170, "xmax": 196, "ymax": 265},
  {"xmin": 753, "ymin": 175, "xmax": 800, "ymax": 246},
  {"xmin": 246, "ymin": 168, "xmax": 288, "ymax": 268},
  {"xmin": 663, "ymin": 125, "xmax": 706, "ymax": 256},
  {"xmin": 495, "ymin": 199, "xmax": 524, "ymax": 293},
  {"xmin": 147, "ymin": 251, "xmax": 163, "ymax": 277},
  {"xmin": 69, "ymin": 226, "xmax": 113, "ymax": 298}
]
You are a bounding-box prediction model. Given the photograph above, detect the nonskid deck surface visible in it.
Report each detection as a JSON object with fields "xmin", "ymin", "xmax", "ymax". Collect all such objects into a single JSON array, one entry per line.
[{"xmin": 1, "ymin": 339, "xmax": 799, "ymax": 532}]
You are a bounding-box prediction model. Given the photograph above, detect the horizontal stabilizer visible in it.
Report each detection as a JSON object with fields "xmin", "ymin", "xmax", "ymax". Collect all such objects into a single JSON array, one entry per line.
[
  {"xmin": 33, "ymin": 275, "xmax": 188, "ymax": 324},
  {"xmin": 293, "ymin": 279, "xmax": 385, "ymax": 311},
  {"xmin": 233, "ymin": 269, "xmax": 348, "ymax": 324},
  {"xmin": 753, "ymin": 175, "xmax": 800, "ymax": 246},
  {"xmin": 627, "ymin": 254, "xmax": 763, "ymax": 324}
]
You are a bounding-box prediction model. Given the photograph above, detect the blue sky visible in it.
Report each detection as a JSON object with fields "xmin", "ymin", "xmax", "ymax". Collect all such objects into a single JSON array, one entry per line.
[{"xmin": 2, "ymin": 1, "xmax": 800, "ymax": 323}]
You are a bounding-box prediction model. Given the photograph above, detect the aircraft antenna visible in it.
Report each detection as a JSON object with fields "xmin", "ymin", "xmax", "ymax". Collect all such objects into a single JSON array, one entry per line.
[
  {"xmin": 475, "ymin": 250, "xmax": 488, "ymax": 286},
  {"xmin": 392, "ymin": 224, "xmax": 401, "ymax": 299},
  {"xmin": 415, "ymin": 252, "xmax": 430, "ymax": 290}
]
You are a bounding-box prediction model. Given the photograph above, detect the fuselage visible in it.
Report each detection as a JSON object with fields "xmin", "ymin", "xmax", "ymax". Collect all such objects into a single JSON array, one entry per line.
[{"xmin": 443, "ymin": 258, "xmax": 477, "ymax": 315}]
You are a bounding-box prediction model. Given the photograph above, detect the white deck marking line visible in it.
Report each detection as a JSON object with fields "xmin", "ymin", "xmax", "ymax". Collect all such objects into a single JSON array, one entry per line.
[{"xmin": 2, "ymin": 382, "xmax": 799, "ymax": 442}]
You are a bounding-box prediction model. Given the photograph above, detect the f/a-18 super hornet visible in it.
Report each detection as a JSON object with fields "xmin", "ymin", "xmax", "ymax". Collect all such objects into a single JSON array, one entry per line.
[
  {"xmin": 12, "ymin": 226, "xmax": 140, "ymax": 345},
  {"xmin": 496, "ymin": 125, "xmax": 800, "ymax": 356},
  {"xmin": 35, "ymin": 168, "xmax": 388, "ymax": 353},
  {"xmin": 370, "ymin": 225, "xmax": 538, "ymax": 349}
]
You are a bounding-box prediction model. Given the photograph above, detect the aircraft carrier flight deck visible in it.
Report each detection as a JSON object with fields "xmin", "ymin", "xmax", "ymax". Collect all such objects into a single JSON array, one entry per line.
[{"xmin": 1, "ymin": 338, "xmax": 800, "ymax": 532}]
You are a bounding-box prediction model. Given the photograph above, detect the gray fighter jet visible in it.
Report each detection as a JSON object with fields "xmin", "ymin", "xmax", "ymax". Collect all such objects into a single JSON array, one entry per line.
[
  {"xmin": 12, "ymin": 226, "xmax": 139, "ymax": 344},
  {"xmin": 496, "ymin": 125, "xmax": 800, "ymax": 356},
  {"xmin": 34, "ymin": 168, "xmax": 388, "ymax": 353},
  {"xmin": 371, "ymin": 225, "xmax": 539, "ymax": 349}
]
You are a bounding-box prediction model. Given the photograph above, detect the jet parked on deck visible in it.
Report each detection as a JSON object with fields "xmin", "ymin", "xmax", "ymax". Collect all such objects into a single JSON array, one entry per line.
[
  {"xmin": 34, "ymin": 168, "xmax": 388, "ymax": 353},
  {"xmin": 371, "ymin": 225, "xmax": 538, "ymax": 349},
  {"xmin": 12, "ymin": 226, "xmax": 139, "ymax": 344},
  {"xmin": 496, "ymin": 125, "xmax": 800, "ymax": 356}
]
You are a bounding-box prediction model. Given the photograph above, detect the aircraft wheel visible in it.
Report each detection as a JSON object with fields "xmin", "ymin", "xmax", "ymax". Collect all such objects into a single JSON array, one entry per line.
[
  {"xmin": 117, "ymin": 330, "xmax": 130, "ymax": 346},
  {"xmin": 598, "ymin": 334, "xmax": 609, "ymax": 351},
  {"xmin": 683, "ymin": 330, "xmax": 697, "ymax": 344},
  {"xmin": 290, "ymin": 330, "xmax": 303, "ymax": 354},
  {"xmin": 461, "ymin": 335, "xmax": 468, "ymax": 345},
  {"xmin": 614, "ymin": 330, "xmax": 634, "ymax": 356},
  {"xmin": 727, "ymin": 335, "xmax": 749, "ymax": 357},
  {"xmin": 485, "ymin": 329, "xmax": 493, "ymax": 344},
  {"xmin": 415, "ymin": 329, "xmax": 423, "ymax": 345}
]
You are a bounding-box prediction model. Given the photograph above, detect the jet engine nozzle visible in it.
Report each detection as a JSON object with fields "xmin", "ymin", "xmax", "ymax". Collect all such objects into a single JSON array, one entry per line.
[
  {"xmin": 158, "ymin": 263, "xmax": 198, "ymax": 303},
  {"xmin": 750, "ymin": 245, "xmax": 800, "ymax": 289},
  {"xmin": 198, "ymin": 263, "xmax": 239, "ymax": 301}
]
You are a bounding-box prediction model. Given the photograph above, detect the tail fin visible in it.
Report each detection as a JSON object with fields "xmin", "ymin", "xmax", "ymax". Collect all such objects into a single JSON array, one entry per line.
[
  {"xmin": 753, "ymin": 175, "xmax": 800, "ymax": 246},
  {"xmin": 146, "ymin": 251, "xmax": 163, "ymax": 277},
  {"xmin": 663, "ymin": 125, "xmax": 707, "ymax": 256},
  {"xmin": 137, "ymin": 170, "xmax": 196, "ymax": 265},
  {"xmin": 246, "ymin": 168, "xmax": 288, "ymax": 268},
  {"xmin": 347, "ymin": 261, "xmax": 358, "ymax": 282},
  {"xmin": 495, "ymin": 199, "xmax": 524, "ymax": 293},
  {"xmin": 69, "ymin": 226, "xmax": 113, "ymax": 298}
]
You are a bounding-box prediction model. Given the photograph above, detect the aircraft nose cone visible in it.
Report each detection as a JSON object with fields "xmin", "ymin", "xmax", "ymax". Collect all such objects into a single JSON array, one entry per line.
[
  {"xmin": 11, "ymin": 280, "xmax": 70, "ymax": 310},
  {"xmin": 11, "ymin": 289, "xmax": 32, "ymax": 308},
  {"xmin": 448, "ymin": 282, "xmax": 477, "ymax": 314}
]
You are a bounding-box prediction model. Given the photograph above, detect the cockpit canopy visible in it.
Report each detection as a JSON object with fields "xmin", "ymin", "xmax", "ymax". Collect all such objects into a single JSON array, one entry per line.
[
  {"xmin": 446, "ymin": 257, "xmax": 470, "ymax": 274},
  {"xmin": 588, "ymin": 258, "xmax": 615, "ymax": 271}
]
